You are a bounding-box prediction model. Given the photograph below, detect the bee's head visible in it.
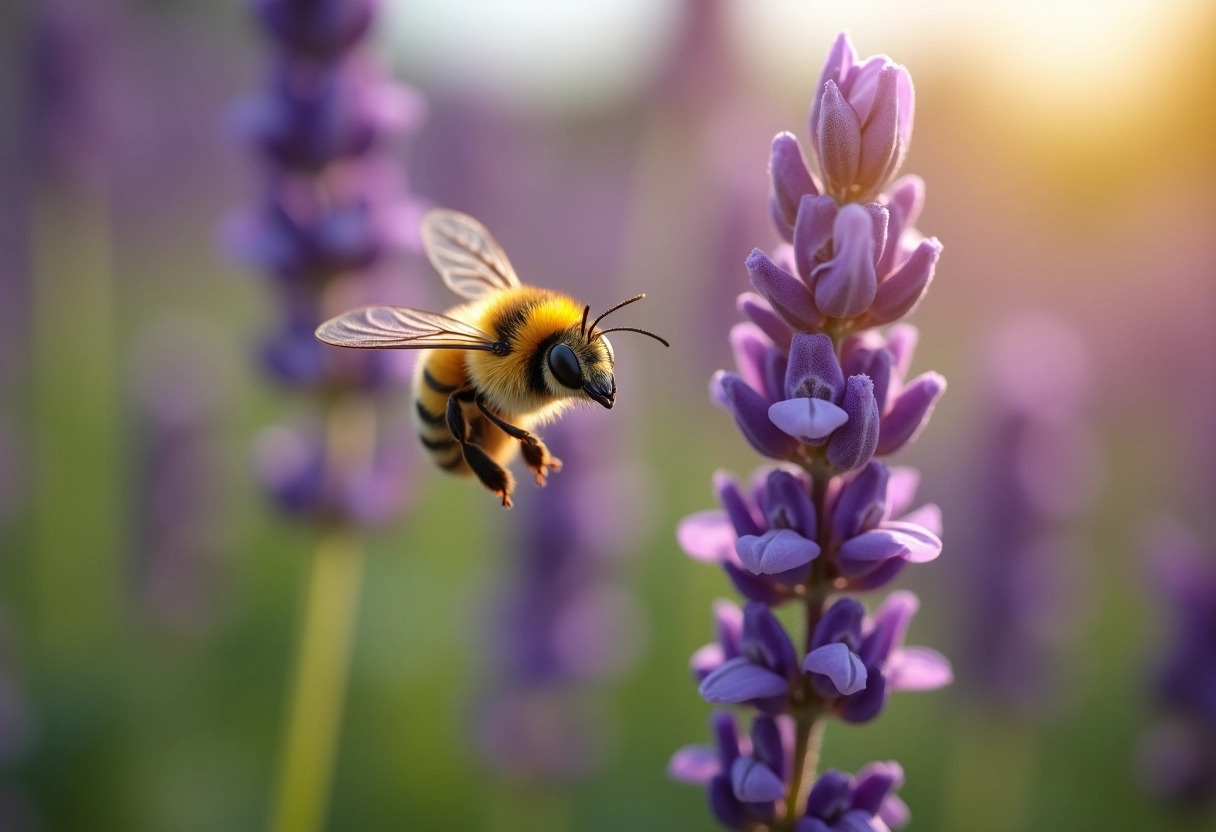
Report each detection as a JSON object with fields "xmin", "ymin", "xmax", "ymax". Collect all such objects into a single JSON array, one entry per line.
[
  {"xmin": 541, "ymin": 294, "xmax": 668, "ymax": 410},
  {"xmin": 544, "ymin": 334, "xmax": 616, "ymax": 409}
]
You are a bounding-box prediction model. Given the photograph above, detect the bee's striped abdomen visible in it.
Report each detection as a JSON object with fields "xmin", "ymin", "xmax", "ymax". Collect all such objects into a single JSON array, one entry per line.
[{"xmin": 413, "ymin": 349, "xmax": 468, "ymax": 473}]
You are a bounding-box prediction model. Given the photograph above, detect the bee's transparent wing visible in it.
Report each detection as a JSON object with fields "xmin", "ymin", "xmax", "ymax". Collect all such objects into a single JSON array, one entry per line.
[
  {"xmin": 420, "ymin": 209, "xmax": 521, "ymax": 300},
  {"xmin": 315, "ymin": 306, "xmax": 501, "ymax": 351}
]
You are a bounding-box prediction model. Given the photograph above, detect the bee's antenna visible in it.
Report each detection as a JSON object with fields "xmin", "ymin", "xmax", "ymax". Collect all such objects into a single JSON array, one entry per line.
[
  {"xmin": 595, "ymin": 326, "xmax": 670, "ymax": 348},
  {"xmin": 589, "ymin": 294, "xmax": 646, "ymax": 334},
  {"xmin": 580, "ymin": 304, "xmax": 591, "ymax": 337}
]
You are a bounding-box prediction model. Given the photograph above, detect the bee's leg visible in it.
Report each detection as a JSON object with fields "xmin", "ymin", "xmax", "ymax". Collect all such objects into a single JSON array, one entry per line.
[
  {"xmin": 446, "ymin": 392, "xmax": 514, "ymax": 507},
  {"xmin": 475, "ymin": 396, "xmax": 563, "ymax": 487}
]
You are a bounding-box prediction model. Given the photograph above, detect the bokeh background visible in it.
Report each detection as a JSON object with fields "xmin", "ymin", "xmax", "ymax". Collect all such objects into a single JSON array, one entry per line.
[{"xmin": 2, "ymin": 0, "xmax": 1215, "ymax": 830}]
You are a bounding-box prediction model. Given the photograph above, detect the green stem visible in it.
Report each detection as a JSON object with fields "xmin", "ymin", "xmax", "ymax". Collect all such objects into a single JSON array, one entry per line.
[
  {"xmin": 269, "ymin": 394, "xmax": 376, "ymax": 832},
  {"xmin": 269, "ymin": 528, "xmax": 365, "ymax": 832}
]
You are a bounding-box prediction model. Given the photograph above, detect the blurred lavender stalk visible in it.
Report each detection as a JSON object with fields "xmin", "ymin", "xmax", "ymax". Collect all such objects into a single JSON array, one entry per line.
[
  {"xmin": 959, "ymin": 317, "xmax": 1096, "ymax": 710},
  {"xmin": 1138, "ymin": 519, "xmax": 1216, "ymax": 807},
  {"xmin": 129, "ymin": 321, "xmax": 232, "ymax": 632},
  {"xmin": 26, "ymin": 0, "xmax": 124, "ymax": 658},
  {"xmin": 477, "ymin": 412, "xmax": 649, "ymax": 785},
  {"xmin": 670, "ymin": 32, "xmax": 949, "ymax": 829},
  {"xmin": 942, "ymin": 318, "xmax": 1097, "ymax": 832},
  {"xmin": 227, "ymin": 1, "xmax": 425, "ymax": 830}
]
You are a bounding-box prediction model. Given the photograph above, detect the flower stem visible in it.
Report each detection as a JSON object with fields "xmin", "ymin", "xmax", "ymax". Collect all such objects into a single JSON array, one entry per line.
[
  {"xmin": 781, "ymin": 467, "xmax": 834, "ymax": 828},
  {"xmin": 269, "ymin": 527, "xmax": 365, "ymax": 832}
]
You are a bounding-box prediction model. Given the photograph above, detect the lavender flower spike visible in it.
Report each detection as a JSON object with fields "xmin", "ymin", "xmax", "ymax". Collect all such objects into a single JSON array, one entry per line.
[
  {"xmin": 674, "ymin": 30, "xmax": 947, "ymax": 829},
  {"xmin": 228, "ymin": 1, "xmax": 424, "ymax": 829}
]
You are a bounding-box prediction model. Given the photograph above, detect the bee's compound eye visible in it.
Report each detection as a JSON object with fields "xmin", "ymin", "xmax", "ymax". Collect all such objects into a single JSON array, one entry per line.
[{"xmin": 547, "ymin": 342, "xmax": 583, "ymax": 389}]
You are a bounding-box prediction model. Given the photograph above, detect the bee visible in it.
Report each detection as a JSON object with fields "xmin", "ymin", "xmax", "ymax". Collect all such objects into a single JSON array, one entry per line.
[{"xmin": 315, "ymin": 209, "xmax": 668, "ymax": 507}]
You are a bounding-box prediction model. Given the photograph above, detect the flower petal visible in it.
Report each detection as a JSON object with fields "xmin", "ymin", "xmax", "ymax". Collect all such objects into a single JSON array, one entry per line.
[
  {"xmin": 811, "ymin": 597, "xmax": 866, "ymax": 650},
  {"xmin": 857, "ymin": 66, "xmax": 904, "ymax": 195},
  {"xmin": 859, "ymin": 590, "xmax": 919, "ymax": 666},
  {"xmin": 720, "ymin": 373, "xmax": 798, "ymax": 460},
  {"xmin": 805, "ymin": 769, "xmax": 853, "ymax": 819},
  {"xmin": 816, "ymin": 80, "xmax": 861, "ymax": 194},
  {"xmin": 746, "ymin": 247, "xmax": 823, "ymax": 333},
  {"xmin": 714, "ymin": 470, "xmax": 764, "ymax": 538},
  {"xmin": 885, "ymin": 466, "xmax": 921, "ymax": 518},
  {"xmin": 839, "ymin": 523, "xmax": 941, "ymax": 567},
  {"xmin": 677, "ymin": 510, "xmax": 736, "ymax": 563},
  {"xmin": 691, "ymin": 643, "xmax": 724, "ymax": 681},
  {"xmin": 750, "ymin": 715, "xmax": 787, "ymax": 780},
  {"xmin": 876, "ymin": 371, "xmax": 947, "ymax": 455},
  {"xmin": 769, "ymin": 398, "xmax": 849, "ymax": 443},
  {"xmin": 809, "ymin": 31, "xmax": 858, "ymax": 149},
  {"xmin": 889, "ymin": 647, "xmax": 953, "ymax": 691},
  {"xmin": 736, "ymin": 529, "xmax": 821, "ymax": 575},
  {"xmin": 731, "ymin": 755, "xmax": 786, "ymax": 803},
  {"xmin": 812, "ymin": 205, "xmax": 877, "ymax": 319},
  {"xmin": 785, "ymin": 332, "xmax": 846, "ymax": 401},
  {"xmin": 897, "ymin": 502, "xmax": 941, "ymax": 537},
  {"xmin": 763, "ymin": 469, "xmax": 818, "ymax": 540},
  {"xmin": 742, "ymin": 602, "xmax": 800, "ymax": 678},
  {"xmin": 770, "ymin": 132, "xmax": 819, "ymax": 226},
  {"xmin": 852, "ymin": 761, "xmax": 905, "ymax": 814},
  {"xmin": 730, "ymin": 323, "xmax": 775, "ymax": 398},
  {"xmin": 804, "ymin": 642, "xmax": 868, "ymax": 695},
  {"xmin": 709, "ymin": 774, "xmax": 748, "ymax": 828},
  {"xmin": 828, "ymin": 375, "xmax": 881, "ymax": 472},
  {"xmin": 793, "ymin": 194, "xmax": 839, "ymax": 282},
  {"xmin": 737, "ymin": 292, "xmax": 793, "ymax": 351},
  {"xmin": 699, "ymin": 657, "xmax": 789, "ymax": 704},
  {"xmin": 833, "ymin": 460, "xmax": 889, "ymax": 541},
  {"xmin": 869, "ymin": 237, "xmax": 941, "ymax": 326},
  {"xmin": 668, "ymin": 744, "xmax": 720, "ymax": 784}
]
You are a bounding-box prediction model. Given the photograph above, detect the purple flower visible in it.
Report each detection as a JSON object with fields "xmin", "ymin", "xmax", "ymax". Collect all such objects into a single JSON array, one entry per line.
[
  {"xmin": 808, "ymin": 32, "xmax": 914, "ymax": 202},
  {"xmin": 130, "ymin": 323, "xmax": 229, "ymax": 630},
  {"xmin": 1138, "ymin": 518, "xmax": 1216, "ymax": 804},
  {"xmin": 669, "ymin": 712, "xmax": 793, "ymax": 827},
  {"xmin": 477, "ymin": 415, "xmax": 649, "ymax": 780},
  {"xmin": 231, "ymin": 0, "xmax": 424, "ymax": 527},
  {"xmin": 841, "ymin": 325, "xmax": 946, "ymax": 456},
  {"xmin": 678, "ymin": 468, "xmax": 820, "ymax": 604},
  {"xmin": 675, "ymin": 31, "xmax": 945, "ymax": 829},
  {"xmin": 769, "ymin": 333, "xmax": 880, "ymax": 471},
  {"xmin": 829, "ymin": 461, "xmax": 943, "ymax": 591},
  {"xmin": 954, "ymin": 318, "xmax": 1095, "ymax": 710},
  {"xmin": 804, "ymin": 593, "xmax": 951, "ymax": 723},
  {"xmin": 698, "ymin": 603, "xmax": 800, "ymax": 714},
  {"xmin": 797, "ymin": 763, "xmax": 910, "ymax": 831}
]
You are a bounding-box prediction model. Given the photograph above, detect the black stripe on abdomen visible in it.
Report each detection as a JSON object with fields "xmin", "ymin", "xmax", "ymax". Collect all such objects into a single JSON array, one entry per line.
[
  {"xmin": 423, "ymin": 368, "xmax": 457, "ymax": 394},
  {"xmin": 416, "ymin": 400, "xmax": 445, "ymax": 426}
]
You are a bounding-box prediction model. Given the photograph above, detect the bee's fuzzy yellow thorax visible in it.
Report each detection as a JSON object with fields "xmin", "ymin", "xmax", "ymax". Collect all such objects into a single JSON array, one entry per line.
[{"xmin": 459, "ymin": 288, "xmax": 587, "ymax": 417}]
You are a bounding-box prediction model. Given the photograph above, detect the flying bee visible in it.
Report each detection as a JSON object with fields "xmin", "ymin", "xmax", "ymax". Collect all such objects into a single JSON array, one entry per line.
[{"xmin": 314, "ymin": 209, "xmax": 668, "ymax": 507}]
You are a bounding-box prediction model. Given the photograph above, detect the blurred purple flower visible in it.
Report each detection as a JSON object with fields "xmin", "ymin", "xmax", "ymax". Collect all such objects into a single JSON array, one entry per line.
[
  {"xmin": 674, "ymin": 32, "xmax": 946, "ymax": 828},
  {"xmin": 129, "ymin": 322, "xmax": 232, "ymax": 630},
  {"xmin": 1138, "ymin": 518, "xmax": 1216, "ymax": 804},
  {"xmin": 477, "ymin": 413, "xmax": 649, "ymax": 780},
  {"xmin": 230, "ymin": 0, "xmax": 426, "ymax": 526},
  {"xmin": 797, "ymin": 762, "xmax": 909, "ymax": 832},
  {"xmin": 956, "ymin": 317, "xmax": 1096, "ymax": 711}
]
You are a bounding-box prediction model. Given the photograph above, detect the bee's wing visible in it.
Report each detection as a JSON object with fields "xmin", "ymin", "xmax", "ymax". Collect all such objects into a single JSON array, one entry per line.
[
  {"xmin": 315, "ymin": 306, "xmax": 502, "ymax": 351},
  {"xmin": 420, "ymin": 209, "xmax": 522, "ymax": 300}
]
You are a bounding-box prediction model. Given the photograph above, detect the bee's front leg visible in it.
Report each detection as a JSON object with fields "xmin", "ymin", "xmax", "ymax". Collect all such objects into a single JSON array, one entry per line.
[
  {"xmin": 447, "ymin": 392, "xmax": 515, "ymax": 507},
  {"xmin": 475, "ymin": 397, "xmax": 563, "ymax": 487}
]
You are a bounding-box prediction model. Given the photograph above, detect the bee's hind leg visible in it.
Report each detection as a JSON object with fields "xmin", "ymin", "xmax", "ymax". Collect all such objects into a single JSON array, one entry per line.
[
  {"xmin": 447, "ymin": 393, "xmax": 515, "ymax": 507},
  {"xmin": 475, "ymin": 396, "xmax": 563, "ymax": 487}
]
